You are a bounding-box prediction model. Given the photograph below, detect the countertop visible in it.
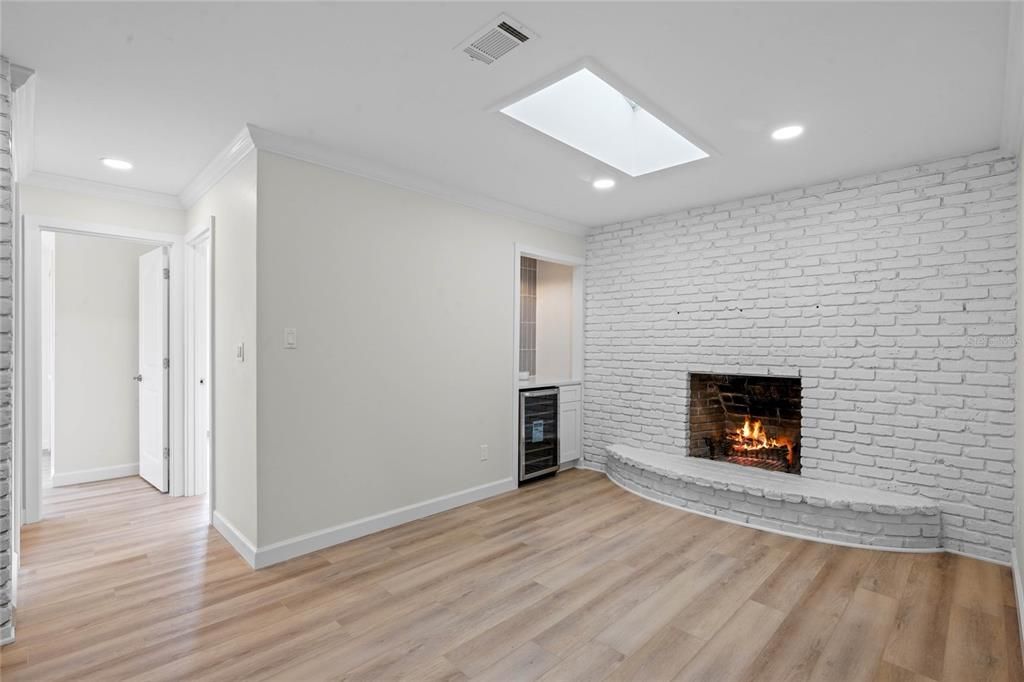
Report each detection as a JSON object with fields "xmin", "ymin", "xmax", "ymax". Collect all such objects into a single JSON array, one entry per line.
[{"xmin": 518, "ymin": 377, "xmax": 582, "ymax": 390}]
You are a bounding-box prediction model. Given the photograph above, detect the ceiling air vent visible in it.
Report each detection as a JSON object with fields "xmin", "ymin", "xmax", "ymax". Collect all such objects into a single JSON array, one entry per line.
[{"xmin": 457, "ymin": 14, "xmax": 535, "ymax": 65}]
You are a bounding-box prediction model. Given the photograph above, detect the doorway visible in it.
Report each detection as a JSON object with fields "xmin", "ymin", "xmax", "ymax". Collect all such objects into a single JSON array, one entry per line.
[
  {"xmin": 16, "ymin": 215, "xmax": 212, "ymax": 524},
  {"xmin": 39, "ymin": 232, "xmax": 168, "ymax": 492}
]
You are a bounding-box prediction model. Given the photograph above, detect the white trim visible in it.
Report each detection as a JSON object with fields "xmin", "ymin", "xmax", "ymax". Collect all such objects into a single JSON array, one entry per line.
[
  {"xmin": 1013, "ymin": 545, "xmax": 1024, "ymax": 659},
  {"xmin": 11, "ymin": 63, "xmax": 34, "ymax": 91},
  {"xmin": 16, "ymin": 215, "xmax": 188, "ymax": 524},
  {"xmin": 11, "ymin": 73, "xmax": 35, "ymax": 182},
  {"xmin": 943, "ymin": 546, "xmax": 1010, "ymax": 568},
  {"xmin": 16, "ymin": 123, "xmax": 585, "ymax": 236},
  {"xmin": 40, "ymin": 233, "xmax": 54, "ymax": 459},
  {"xmin": 252, "ymin": 478, "xmax": 517, "ymax": 569},
  {"xmin": 212, "ymin": 510, "xmax": 258, "ymax": 569},
  {"xmin": 184, "ymin": 219, "xmax": 214, "ymax": 504},
  {"xmin": 19, "ymin": 171, "xmax": 182, "ymax": 210},
  {"xmin": 11, "ymin": 549, "xmax": 18, "ymax": 607},
  {"xmin": 179, "ymin": 127, "xmax": 256, "ymax": 209},
  {"xmin": 184, "ymin": 220, "xmax": 213, "ymax": 245},
  {"xmin": 23, "ymin": 216, "xmax": 183, "ymax": 245},
  {"xmin": 52, "ymin": 463, "xmax": 139, "ymax": 488},
  {"xmin": 18, "ymin": 216, "xmax": 42, "ymax": 523},
  {"xmin": 516, "ymin": 244, "xmax": 586, "ymax": 268},
  {"xmin": 207, "ymin": 220, "xmax": 216, "ymax": 524},
  {"xmin": 1001, "ymin": 3, "xmax": 1024, "ymax": 155},
  {"xmin": 247, "ymin": 124, "xmax": 586, "ymax": 236},
  {"xmin": 512, "ymin": 245, "xmax": 521, "ymax": 485}
]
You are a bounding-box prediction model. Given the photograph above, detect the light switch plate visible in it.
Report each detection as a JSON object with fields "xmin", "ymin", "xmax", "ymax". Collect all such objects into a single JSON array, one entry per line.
[{"xmin": 284, "ymin": 328, "xmax": 297, "ymax": 349}]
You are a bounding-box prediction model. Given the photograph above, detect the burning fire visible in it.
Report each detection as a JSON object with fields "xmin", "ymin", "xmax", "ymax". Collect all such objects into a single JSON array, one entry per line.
[{"xmin": 728, "ymin": 417, "xmax": 794, "ymax": 464}]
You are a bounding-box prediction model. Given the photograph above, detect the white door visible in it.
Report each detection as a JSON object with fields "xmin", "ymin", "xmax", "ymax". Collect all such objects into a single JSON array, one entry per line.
[{"xmin": 138, "ymin": 247, "xmax": 169, "ymax": 492}]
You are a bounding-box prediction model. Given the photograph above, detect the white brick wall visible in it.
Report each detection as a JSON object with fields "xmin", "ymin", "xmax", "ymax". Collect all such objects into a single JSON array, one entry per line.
[
  {"xmin": 583, "ymin": 149, "xmax": 1018, "ymax": 563},
  {"xmin": 0, "ymin": 57, "xmax": 11, "ymax": 641}
]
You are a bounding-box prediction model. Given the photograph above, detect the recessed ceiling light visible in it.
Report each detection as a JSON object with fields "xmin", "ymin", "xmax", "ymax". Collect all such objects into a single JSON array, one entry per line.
[
  {"xmin": 501, "ymin": 67, "xmax": 708, "ymax": 177},
  {"xmin": 593, "ymin": 178, "xmax": 616, "ymax": 190},
  {"xmin": 101, "ymin": 157, "xmax": 133, "ymax": 171},
  {"xmin": 771, "ymin": 125, "xmax": 804, "ymax": 141}
]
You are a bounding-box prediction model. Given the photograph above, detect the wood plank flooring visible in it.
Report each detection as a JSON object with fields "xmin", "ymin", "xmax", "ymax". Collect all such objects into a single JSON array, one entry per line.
[{"xmin": 1, "ymin": 469, "xmax": 1021, "ymax": 681}]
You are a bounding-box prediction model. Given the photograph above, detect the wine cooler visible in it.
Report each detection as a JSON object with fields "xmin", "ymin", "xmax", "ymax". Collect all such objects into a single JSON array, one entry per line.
[{"xmin": 519, "ymin": 388, "xmax": 559, "ymax": 483}]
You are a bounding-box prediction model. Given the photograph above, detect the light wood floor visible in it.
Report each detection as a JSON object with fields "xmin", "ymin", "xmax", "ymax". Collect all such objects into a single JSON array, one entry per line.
[{"xmin": 2, "ymin": 469, "xmax": 1021, "ymax": 681}]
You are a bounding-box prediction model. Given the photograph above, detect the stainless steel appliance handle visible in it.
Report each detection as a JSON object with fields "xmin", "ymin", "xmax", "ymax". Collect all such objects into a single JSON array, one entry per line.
[{"xmin": 522, "ymin": 389, "xmax": 558, "ymax": 398}]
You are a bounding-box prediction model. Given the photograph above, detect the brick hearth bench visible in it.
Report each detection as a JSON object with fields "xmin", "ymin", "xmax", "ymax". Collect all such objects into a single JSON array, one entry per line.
[{"xmin": 604, "ymin": 444, "xmax": 941, "ymax": 551}]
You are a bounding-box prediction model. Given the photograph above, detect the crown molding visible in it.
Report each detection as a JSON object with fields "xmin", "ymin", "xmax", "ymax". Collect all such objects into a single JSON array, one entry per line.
[
  {"xmin": 246, "ymin": 125, "xmax": 587, "ymax": 236},
  {"xmin": 178, "ymin": 126, "xmax": 256, "ymax": 209},
  {"xmin": 11, "ymin": 73, "xmax": 35, "ymax": 182},
  {"xmin": 1000, "ymin": 2, "xmax": 1024, "ymax": 155},
  {"xmin": 11, "ymin": 63, "xmax": 34, "ymax": 91},
  {"xmin": 20, "ymin": 171, "xmax": 183, "ymax": 210},
  {"xmin": 19, "ymin": 119, "xmax": 585, "ymax": 234}
]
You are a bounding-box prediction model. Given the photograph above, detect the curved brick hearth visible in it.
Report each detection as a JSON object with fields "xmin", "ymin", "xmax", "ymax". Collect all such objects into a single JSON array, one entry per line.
[{"xmin": 603, "ymin": 444, "xmax": 941, "ymax": 551}]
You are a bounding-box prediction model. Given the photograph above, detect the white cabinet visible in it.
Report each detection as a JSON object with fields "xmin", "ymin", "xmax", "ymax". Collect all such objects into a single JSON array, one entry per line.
[{"xmin": 558, "ymin": 385, "xmax": 582, "ymax": 465}]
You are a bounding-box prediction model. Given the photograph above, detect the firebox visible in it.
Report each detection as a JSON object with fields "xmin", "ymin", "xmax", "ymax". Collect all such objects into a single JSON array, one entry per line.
[{"xmin": 688, "ymin": 373, "xmax": 802, "ymax": 474}]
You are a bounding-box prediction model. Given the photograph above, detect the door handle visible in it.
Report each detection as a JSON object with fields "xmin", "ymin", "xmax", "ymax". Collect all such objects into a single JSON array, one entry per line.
[{"xmin": 133, "ymin": 374, "xmax": 143, "ymax": 383}]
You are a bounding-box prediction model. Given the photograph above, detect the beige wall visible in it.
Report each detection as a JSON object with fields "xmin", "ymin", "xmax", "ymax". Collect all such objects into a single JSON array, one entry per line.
[
  {"xmin": 19, "ymin": 184, "xmax": 186, "ymax": 235},
  {"xmin": 53, "ymin": 233, "xmax": 153, "ymax": 479},
  {"xmin": 186, "ymin": 151, "xmax": 259, "ymax": 544},
  {"xmin": 535, "ymin": 259, "xmax": 574, "ymax": 380},
  {"xmin": 255, "ymin": 151, "xmax": 584, "ymax": 546}
]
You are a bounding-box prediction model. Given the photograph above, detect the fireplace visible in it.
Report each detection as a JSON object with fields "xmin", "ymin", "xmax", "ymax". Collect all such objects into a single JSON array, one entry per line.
[{"xmin": 689, "ymin": 373, "xmax": 802, "ymax": 474}]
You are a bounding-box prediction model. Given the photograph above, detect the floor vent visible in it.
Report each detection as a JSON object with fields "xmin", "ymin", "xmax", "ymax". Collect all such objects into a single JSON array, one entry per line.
[{"xmin": 458, "ymin": 14, "xmax": 535, "ymax": 65}]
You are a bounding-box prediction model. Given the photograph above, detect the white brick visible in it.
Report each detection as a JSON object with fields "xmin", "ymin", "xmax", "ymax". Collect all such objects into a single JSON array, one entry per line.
[{"xmin": 583, "ymin": 150, "xmax": 1019, "ymax": 563}]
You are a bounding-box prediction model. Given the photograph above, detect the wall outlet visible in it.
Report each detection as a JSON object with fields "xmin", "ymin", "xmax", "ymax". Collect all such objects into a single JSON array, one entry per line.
[
  {"xmin": 479, "ymin": 444, "xmax": 488, "ymax": 461},
  {"xmin": 284, "ymin": 327, "xmax": 297, "ymax": 349},
  {"xmin": 236, "ymin": 342, "xmax": 245, "ymax": 362}
]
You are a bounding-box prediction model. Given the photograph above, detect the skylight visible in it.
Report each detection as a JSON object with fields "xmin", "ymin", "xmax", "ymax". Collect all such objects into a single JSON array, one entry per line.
[{"xmin": 500, "ymin": 68, "xmax": 708, "ymax": 177}]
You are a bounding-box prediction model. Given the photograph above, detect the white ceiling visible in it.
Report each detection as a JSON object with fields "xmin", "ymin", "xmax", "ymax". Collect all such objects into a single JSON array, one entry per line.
[{"xmin": 3, "ymin": 2, "xmax": 1012, "ymax": 229}]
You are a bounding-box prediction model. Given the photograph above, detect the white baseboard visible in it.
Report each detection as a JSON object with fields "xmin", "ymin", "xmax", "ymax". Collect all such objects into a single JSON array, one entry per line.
[
  {"xmin": 1012, "ymin": 545, "xmax": 1024, "ymax": 660},
  {"xmin": 252, "ymin": 478, "xmax": 517, "ymax": 569},
  {"xmin": 943, "ymin": 546, "xmax": 1010, "ymax": 567},
  {"xmin": 212, "ymin": 510, "xmax": 257, "ymax": 569},
  {"xmin": 51, "ymin": 463, "xmax": 139, "ymax": 487}
]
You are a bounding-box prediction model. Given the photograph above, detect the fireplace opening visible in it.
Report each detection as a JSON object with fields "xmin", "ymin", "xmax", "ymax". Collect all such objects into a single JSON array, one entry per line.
[{"xmin": 689, "ymin": 373, "xmax": 802, "ymax": 475}]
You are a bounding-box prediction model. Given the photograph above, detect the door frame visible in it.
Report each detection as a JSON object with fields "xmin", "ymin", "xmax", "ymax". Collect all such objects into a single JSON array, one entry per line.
[
  {"xmin": 183, "ymin": 219, "xmax": 214, "ymax": 518},
  {"xmin": 16, "ymin": 215, "xmax": 187, "ymax": 523},
  {"xmin": 511, "ymin": 244, "xmax": 585, "ymax": 484},
  {"xmin": 39, "ymin": 231, "xmax": 54, "ymax": 480}
]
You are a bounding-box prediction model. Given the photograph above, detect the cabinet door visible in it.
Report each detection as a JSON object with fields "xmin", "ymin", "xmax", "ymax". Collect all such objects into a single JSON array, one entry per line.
[{"xmin": 558, "ymin": 399, "xmax": 581, "ymax": 464}]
